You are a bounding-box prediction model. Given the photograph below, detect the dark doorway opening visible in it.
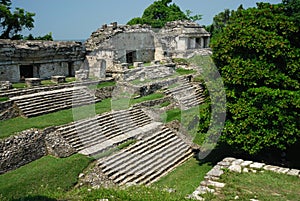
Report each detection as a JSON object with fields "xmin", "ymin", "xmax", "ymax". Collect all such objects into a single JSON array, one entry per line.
[
  {"xmin": 196, "ymin": 38, "xmax": 201, "ymax": 48},
  {"xmin": 20, "ymin": 65, "xmax": 34, "ymax": 81},
  {"xmin": 68, "ymin": 62, "xmax": 74, "ymax": 77},
  {"xmin": 126, "ymin": 51, "xmax": 136, "ymax": 64}
]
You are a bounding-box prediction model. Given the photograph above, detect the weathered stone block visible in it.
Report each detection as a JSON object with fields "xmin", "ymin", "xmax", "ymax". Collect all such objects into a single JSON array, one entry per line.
[
  {"xmin": 51, "ymin": 75, "xmax": 66, "ymax": 84},
  {"xmin": 25, "ymin": 78, "xmax": 41, "ymax": 87},
  {"xmin": 0, "ymin": 81, "xmax": 12, "ymax": 90},
  {"xmin": 228, "ymin": 164, "xmax": 242, "ymax": 173},
  {"xmin": 134, "ymin": 62, "xmax": 144, "ymax": 68},
  {"xmin": 249, "ymin": 162, "xmax": 265, "ymax": 169}
]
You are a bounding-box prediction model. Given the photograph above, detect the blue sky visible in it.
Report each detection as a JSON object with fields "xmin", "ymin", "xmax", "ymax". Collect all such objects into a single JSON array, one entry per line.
[{"xmin": 13, "ymin": 0, "xmax": 282, "ymax": 40}]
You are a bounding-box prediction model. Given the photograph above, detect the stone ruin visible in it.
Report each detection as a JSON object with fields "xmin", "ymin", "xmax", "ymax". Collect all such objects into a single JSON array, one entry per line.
[
  {"xmin": 0, "ymin": 20, "xmax": 211, "ymax": 84},
  {"xmin": 84, "ymin": 20, "xmax": 211, "ymax": 79},
  {"xmin": 0, "ymin": 40, "xmax": 85, "ymax": 83}
]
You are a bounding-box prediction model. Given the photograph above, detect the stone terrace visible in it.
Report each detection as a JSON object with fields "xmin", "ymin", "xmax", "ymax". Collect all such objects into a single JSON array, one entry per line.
[
  {"xmin": 165, "ymin": 77, "xmax": 205, "ymax": 110},
  {"xmin": 98, "ymin": 125, "xmax": 193, "ymax": 185},
  {"xmin": 11, "ymin": 86, "xmax": 95, "ymax": 117},
  {"xmin": 56, "ymin": 107, "xmax": 154, "ymax": 156}
]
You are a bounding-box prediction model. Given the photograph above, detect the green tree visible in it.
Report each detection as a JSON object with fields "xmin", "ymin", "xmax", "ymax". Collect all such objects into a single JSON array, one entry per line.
[
  {"xmin": 0, "ymin": 0, "xmax": 35, "ymax": 39},
  {"xmin": 283, "ymin": 0, "xmax": 300, "ymax": 24},
  {"xmin": 209, "ymin": 3, "xmax": 300, "ymax": 154},
  {"xmin": 206, "ymin": 5, "xmax": 243, "ymax": 37},
  {"xmin": 127, "ymin": 0, "xmax": 201, "ymax": 28}
]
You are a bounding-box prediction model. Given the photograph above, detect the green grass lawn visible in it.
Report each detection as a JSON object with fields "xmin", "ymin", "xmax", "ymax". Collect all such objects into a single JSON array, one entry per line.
[
  {"xmin": 0, "ymin": 154, "xmax": 92, "ymax": 201},
  {"xmin": 175, "ymin": 68, "xmax": 197, "ymax": 75},
  {"xmin": 0, "ymin": 93, "xmax": 164, "ymax": 139},
  {"xmin": 207, "ymin": 170, "xmax": 300, "ymax": 201},
  {"xmin": 0, "ymin": 97, "xmax": 9, "ymax": 102},
  {"xmin": 112, "ymin": 92, "xmax": 164, "ymax": 110},
  {"xmin": 154, "ymin": 157, "xmax": 213, "ymax": 196}
]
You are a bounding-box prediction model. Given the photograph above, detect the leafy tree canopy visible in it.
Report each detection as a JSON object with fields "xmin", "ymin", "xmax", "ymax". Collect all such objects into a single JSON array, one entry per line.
[
  {"xmin": 0, "ymin": 0, "xmax": 52, "ymax": 40},
  {"xmin": 0, "ymin": 0, "xmax": 35, "ymax": 39},
  {"xmin": 208, "ymin": 2, "xmax": 300, "ymax": 154},
  {"xmin": 127, "ymin": 0, "xmax": 202, "ymax": 28}
]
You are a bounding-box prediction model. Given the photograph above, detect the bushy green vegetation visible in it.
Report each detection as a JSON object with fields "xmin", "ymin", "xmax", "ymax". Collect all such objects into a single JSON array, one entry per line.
[
  {"xmin": 209, "ymin": 2, "xmax": 300, "ymax": 154},
  {"xmin": 127, "ymin": 0, "xmax": 201, "ymax": 28},
  {"xmin": 0, "ymin": 154, "xmax": 92, "ymax": 200}
]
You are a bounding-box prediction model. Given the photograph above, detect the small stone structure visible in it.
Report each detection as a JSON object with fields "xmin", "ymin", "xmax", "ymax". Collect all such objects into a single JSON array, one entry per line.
[
  {"xmin": 25, "ymin": 78, "xmax": 41, "ymax": 87},
  {"xmin": 51, "ymin": 75, "xmax": 66, "ymax": 84},
  {"xmin": 0, "ymin": 40, "xmax": 85, "ymax": 82},
  {"xmin": 0, "ymin": 81, "xmax": 12, "ymax": 90}
]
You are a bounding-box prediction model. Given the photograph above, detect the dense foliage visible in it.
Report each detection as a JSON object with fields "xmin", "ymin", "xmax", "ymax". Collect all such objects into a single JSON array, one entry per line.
[
  {"xmin": 209, "ymin": 2, "xmax": 300, "ymax": 154},
  {"xmin": 0, "ymin": 0, "xmax": 53, "ymax": 40},
  {"xmin": 0, "ymin": 0, "xmax": 34, "ymax": 39},
  {"xmin": 127, "ymin": 0, "xmax": 202, "ymax": 28}
]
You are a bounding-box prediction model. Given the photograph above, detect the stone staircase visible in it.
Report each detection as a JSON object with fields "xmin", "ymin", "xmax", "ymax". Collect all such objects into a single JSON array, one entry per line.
[
  {"xmin": 98, "ymin": 125, "xmax": 193, "ymax": 185},
  {"xmin": 165, "ymin": 78, "xmax": 205, "ymax": 110},
  {"xmin": 11, "ymin": 86, "xmax": 95, "ymax": 117},
  {"xmin": 56, "ymin": 107, "xmax": 154, "ymax": 156}
]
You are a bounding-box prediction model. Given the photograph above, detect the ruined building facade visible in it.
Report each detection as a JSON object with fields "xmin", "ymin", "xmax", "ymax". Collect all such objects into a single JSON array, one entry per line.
[
  {"xmin": 0, "ymin": 40, "xmax": 85, "ymax": 82},
  {"xmin": 0, "ymin": 20, "xmax": 210, "ymax": 82},
  {"xmin": 85, "ymin": 20, "xmax": 211, "ymax": 79}
]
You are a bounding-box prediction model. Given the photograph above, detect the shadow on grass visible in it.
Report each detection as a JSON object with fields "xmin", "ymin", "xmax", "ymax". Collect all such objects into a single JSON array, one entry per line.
[
  {"xmin": 11, "ymin": 195, "xmax": 57, "ymax": 201},
  {"xmin": 197, "ymin": 141, "xmax": 300, "ymax": 169}
]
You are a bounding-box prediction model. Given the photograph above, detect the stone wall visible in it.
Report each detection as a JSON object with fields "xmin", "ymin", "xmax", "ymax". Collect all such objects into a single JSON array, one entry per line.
[
  {"xmin": 0, "ymin": 100, "xmax": 20, "ymax": 121},
  {"xmin": 0, "ymin": 127, "xmax": 77, "ymax": 174},
  {"xmin": 0, "ymin": 40, "xmax": 85, "ymax": 82},
  {"xmin": 0, "ymin": 129, "xmax": 47, "ymax": 174}
]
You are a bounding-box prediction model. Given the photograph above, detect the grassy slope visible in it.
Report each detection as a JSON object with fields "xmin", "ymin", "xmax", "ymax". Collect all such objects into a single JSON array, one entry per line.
[
  {"xmin": 154, "ymin": 157, "xmax": 213, "ymax": 196},
  {"xmin": 0, "ymin": 154, "xmax": 92, "ymax": 201}
]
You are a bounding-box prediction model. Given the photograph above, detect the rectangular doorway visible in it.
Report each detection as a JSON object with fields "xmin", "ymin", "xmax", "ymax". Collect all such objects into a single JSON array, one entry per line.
[
  {"xmin": 19, "ymin": 65, "xmax": 33, "ymax": 81},
  {"xmin": 126, "ymin": 50, "xmax": 136, "ymax": 64}
]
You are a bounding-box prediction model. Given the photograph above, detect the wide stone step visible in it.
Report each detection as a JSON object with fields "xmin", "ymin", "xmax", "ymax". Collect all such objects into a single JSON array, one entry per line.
[
  {"xmin": 103, "ymin": 131, "xmax": 176, "ymax": 176},
  {"xmin": 140, "ymin": 149, "xmax": 193, "ymax": 185},
  {"xmin": 79, "ymin": 122, "xmax": 162, "ymax": 156},
  {"xmin": 100, "ymin": 128, "xmax": 171, "ymax": 168},
  {"xmin": 115, "ymin": 139, "xmax": 189, "ymax": 184},
  {"xmin": 12, "ymin": 87, "xmax": 95, "ymax": 117},
  {"xmin": 21, "ymin": 100, "xmax": 95, "ymax": 117},
  {"xmin": 112, "ymin": 137, "xmax": 183, "ymax": 183}
]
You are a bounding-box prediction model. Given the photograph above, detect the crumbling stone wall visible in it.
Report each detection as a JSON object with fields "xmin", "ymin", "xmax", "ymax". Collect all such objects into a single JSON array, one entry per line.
[
  {"xmin": 0, "ymin": 129, "xmax": 47, "ymax": 174},
  {"xmin": 0, "ymin": 127, "xmax": 78, "ymax": 174},
  {"xmin": 85, "ymin": 23, "xmax": 157, "ymax": 79}
]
